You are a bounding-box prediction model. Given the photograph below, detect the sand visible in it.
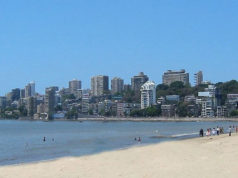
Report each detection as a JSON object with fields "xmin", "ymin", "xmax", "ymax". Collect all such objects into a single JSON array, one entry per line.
[{"xmin": 1, "ymin": 134, "xmax": 238, "ymax": 178}]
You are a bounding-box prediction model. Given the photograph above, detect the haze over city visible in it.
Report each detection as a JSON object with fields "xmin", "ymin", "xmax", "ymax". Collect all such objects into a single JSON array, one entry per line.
[{"xmin": 1, "ymin": 0, "xmax": 237, "ymax": 94}]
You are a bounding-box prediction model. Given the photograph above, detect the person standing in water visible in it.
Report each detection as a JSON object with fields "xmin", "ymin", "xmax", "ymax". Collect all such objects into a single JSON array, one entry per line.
[
  {"xmin": 138, "ymin": 137, "xmax": 141, "ymax": 143},
  {"xmin": 43, "ymin": 136, "xmax": 46, "ymax": 142}
]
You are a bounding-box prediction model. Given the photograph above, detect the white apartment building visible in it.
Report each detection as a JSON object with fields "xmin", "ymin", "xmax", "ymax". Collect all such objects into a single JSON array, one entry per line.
[
  {"xmin": 198, "ymin": 85, "xmax": 217, "ymax": 117},
  {"xmin": 140, "ymin": 81, "xmax": 156, "ymax": 109}
]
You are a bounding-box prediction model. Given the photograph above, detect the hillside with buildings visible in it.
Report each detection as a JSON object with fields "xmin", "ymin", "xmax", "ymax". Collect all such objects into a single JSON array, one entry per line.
[{"xmin": 0, "ymin": 70, "xmax": 238, "ymax": 120}]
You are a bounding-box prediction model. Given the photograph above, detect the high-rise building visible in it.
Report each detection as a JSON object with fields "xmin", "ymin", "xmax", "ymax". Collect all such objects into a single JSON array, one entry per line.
[
  {"xmin": 69, "ymin": 79, "xmax": 82, "ymax": 95},
  {"xmin": 162, "ymin": 70, "xmax": 189, "ymax": 86},
  {"xmin": 82, "ymin": 94, "xmax": 90, "ymax": 113},
  {"xmin": 6, "ymin": 92, "xmax": 12, "ymax": 104},
  {"xmin": 25, "ymin": 82, "xmax": 36, "ymax": 98},
  {"xmin": 10, "ymin": 88, "xmax": 20, "ymax": 101},
  {"xmin": 194, "ymin": 71, "xmax": 203, "ymax": 86},
  {"xmin": 131, "ymin": 72, "xmax": 149, "ymax": 92},
  {"xmin": 20, "ymin": 89, "xmax": 25, "ymax": 98},
  {"xmin": 0, "ymin": 96, "xmax": 7, "ymax": 109},
  {"xmin": 91, "ymin": 75, "xmax": 109, "ymax": 96},
  {"xmin": 30, "ymin": 82, "xmax": 35, "ymax": 96},
  {"xmin": 198, "ymin": 85, "xmax": 218, "ymax": 117},
  {"xmin": 140, "ymin": 81, "xmax": 156, "ymax": 109},
  {"xmin": 26, "ymin": 97, "xmax": 37, "ymax": 117},
  {"xmin": 201, "ymin": 98, "xmax": 214, "ymax": 118},
  {"xmin": 59, "ymin": 88, "xmax": 70, "ymax": 96},
  {"xmin": 37, "ymin": 103, "xmax": 45, "ymax": 114},
  {"xmin": 44, "ymin": 87, "xmax": 56, "ymax": 120},
  {"xmin": 111, "ymin": 77, "xmax": 124, "ymax": 94},
  {"xmin": 123, "ymin": 84, "xmax": 131, "ymax": 92},
  {"xmin": 25, "ymin": 84, "xmax": 31, "ymax": 98}
]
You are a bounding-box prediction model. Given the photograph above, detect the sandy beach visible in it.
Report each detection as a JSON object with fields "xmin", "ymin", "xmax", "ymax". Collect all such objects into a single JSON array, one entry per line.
[{"xmin": 1, "ymin": 134, "xmax": 238, "ymax": 178}]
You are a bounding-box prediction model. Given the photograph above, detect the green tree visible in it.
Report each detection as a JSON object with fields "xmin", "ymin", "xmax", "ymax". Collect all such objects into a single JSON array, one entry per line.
[
  {"xmin": 66, "ymin": 107, "xmax": 78, "ymax": 119},
  {"xmin": 176, "ymin": 102, "xmax": 188, "ymax": 117},
  {"xmin": 130, "ymin": 106, "xmax": 161, "ymax": 117},
  {"xmin": 122, "ymin": 90, "xmax": 139, "ymax": 103},
  {"xmin": 156, "ymin": 81, "xmax": 193, "ymax": 99},
  {"xmin": 230, "ymin": 110, "xmax": 238, "ymax": 117},
  {"xmin": 55, "ymin": 105, "xmax": 62, "ymax": 112},
  {"xmin": 99, "ymin": 109, "xmax": 105, "ymax": 116},
  {"xmin": 216, "ymin": 80, "xmax": 238, "ymax": 105},
  {"xmin": 18, "ymin": 105, "xmax": 27, "ymax": 116},
  {"xmin": 88, "ymin": 109, "xmax": 93, "ymax": 115},
  {"xmin": 62, "ymin": 94, "xmax": 76, "ymax": 103}
]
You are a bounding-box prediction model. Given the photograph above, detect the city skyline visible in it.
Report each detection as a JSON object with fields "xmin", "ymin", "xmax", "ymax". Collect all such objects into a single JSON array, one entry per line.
[
  {"xmin": 1, "ymin": 0, "xmax": 238, "ymax": 95},
  {"xmin": 0, "ymin": 69, "xmax": 236, "ymax": 96}
]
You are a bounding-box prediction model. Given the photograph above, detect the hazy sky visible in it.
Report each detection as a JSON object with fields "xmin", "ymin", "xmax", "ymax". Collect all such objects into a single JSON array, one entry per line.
[{"xmin": 0, "ymin": 0, "xmax": 237, "ymax": 95}]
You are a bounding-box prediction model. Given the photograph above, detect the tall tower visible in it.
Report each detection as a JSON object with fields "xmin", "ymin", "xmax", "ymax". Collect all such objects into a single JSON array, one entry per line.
[
  {"xmin": 69, "ymin": 79, "xmax": 82, "ymax": 95},
  {"xmin": 131, "ymin": 72, "xmax": 149, "ymax": 92},
  {"xmin": 30, "ymin": 82, "xmax": 35, "ymax": 96},
  {"xmin": 25, "ymin": 82, "xmax": 36, "ymax": 97},
  {"xmin": 111, "ymin": 77, "xmax": 124, "ymax": 94},
  {"xmin": 194, "ymin": 71, "xmax": 203, "ymax": 86},
  {"xmin": 25, "ymin": 84, "xmax": 31, "ymax": 98},
  {"xmin": 44, "ymin": 87, "xmax": 56, "ymax": 120},
  {"xmin": 140, "ymin": 81, "xmax": 156, "ymax": 109},
  {"xmin": 20, "ymin": 89, "xmax": 25, "ymax": 99},
  {"xmin": 91, "ymin": 75, "xmax": 109, "ymax": 96},
  {"xmin": 26, "ymin": 96, "xmax": 37, "ymax": 117},
  {"xmin": 11, "ymin": 88, "xmax": 20, "ymax": 101}
]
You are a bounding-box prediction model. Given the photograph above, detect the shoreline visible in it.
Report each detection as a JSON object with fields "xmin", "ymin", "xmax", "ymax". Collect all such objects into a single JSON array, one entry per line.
[
  {"xmin": 1, "ymin": 133, "xmax": 237, "ymax": 178},
  {"xmin": 1, "ymin": 117, "xmax": 238, "ymax": 122},
  {"xmin": 76, "ymin": 117, "xmax": 238, "ymax": 122}
]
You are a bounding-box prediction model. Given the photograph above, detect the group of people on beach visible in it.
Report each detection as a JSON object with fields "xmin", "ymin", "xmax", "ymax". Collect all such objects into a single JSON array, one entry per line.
[{"xmin": 199, "ymin": 125, "xmax": 238, "ymax": 137}]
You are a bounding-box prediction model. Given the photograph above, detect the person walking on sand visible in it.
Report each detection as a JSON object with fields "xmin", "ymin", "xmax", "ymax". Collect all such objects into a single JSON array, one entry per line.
[
  {"xmin": 229, "ymin": 126, "xmax": 232, "ymax": 136},
  {"xmin": 199, "ymin": 129, "xmax": 204, "ymax": 137},
  {"xmin": 212, "ymin": 128, "xmax": 216, "ymax": 136},
  {"xmin": 216, "ymin": 127, "xmax": 220, "ymax": 136},
  {"xmin": 221, "ymin": 127, "xmax": 224, "ymax": 134},
  {"xmin": 206, "ymin": 129, "xmax": 210, "ymax": 137}
]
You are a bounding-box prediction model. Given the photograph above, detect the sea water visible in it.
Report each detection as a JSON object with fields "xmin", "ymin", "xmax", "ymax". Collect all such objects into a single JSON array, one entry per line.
[{"xmin": 0, "ymin": 120, "xmax": 237, "ymax": 166}]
